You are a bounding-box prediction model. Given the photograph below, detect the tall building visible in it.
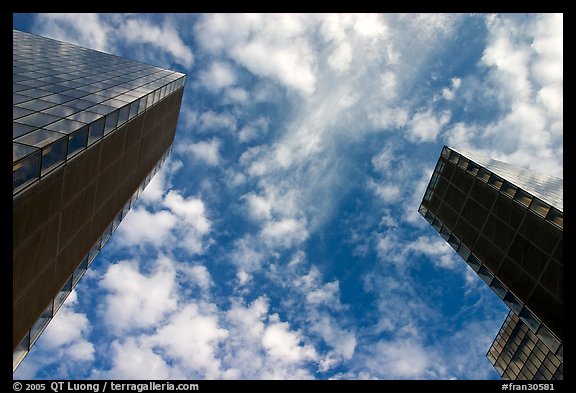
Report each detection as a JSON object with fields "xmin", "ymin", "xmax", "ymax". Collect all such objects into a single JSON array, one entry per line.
[
  {"xmin": 418, "ymin": 146, "xmax": 563, "ymax": 380},
  {"xmin": 12, "ymin": 29, "xmax": 186, "ymax": 371}
]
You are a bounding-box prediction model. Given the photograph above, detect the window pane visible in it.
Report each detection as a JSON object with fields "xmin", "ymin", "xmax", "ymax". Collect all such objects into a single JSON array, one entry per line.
[
  {"xmin": 13, "ymin": 144, "xmax": 41, "ymax": 193},
  {"xmin": 67, "ymin": 125, "xmax": 89, "ymax": 158},
  {"xmin": 117, "ymin": 104, "xmax": 129, "ymax": 127},
  {"xmin": 478, "ymin": 265, "xmax": 493, "ymax": 285},
  {"xmin": 104, "ymin": 110, "xmax": 119, "ymax": 135},
  {"xmin": 88, "ymin": 117, "xmax": 105, "ymax": 145},
  {"xmin": 40, "ymin": 138, "xmax": 67, "ymax": 174}
]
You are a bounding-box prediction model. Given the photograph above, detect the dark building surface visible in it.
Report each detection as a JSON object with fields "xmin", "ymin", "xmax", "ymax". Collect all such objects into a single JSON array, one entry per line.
[
  {"xmin": 487, "ymin": 311, "xmax": 562, "ymax": 380},
  {"xmin": 418, "ymin": 146, "xmax": 563, "ymax": 380},
  {"xmin": 12, "ymin": 29, "xmax": 186, "ymax": 370}
]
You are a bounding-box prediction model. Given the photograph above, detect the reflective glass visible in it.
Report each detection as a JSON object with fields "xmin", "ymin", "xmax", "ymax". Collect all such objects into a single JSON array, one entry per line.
[
  {"xmin": 512, "ymin": 189, "xmax": 533, "ymax": 208},
  {"xmin": 478, "ymin": 265, "xmax": 494, "ymax": 285},
  {"xmin": 104, "ymin": 110, "xmax": 119, "ymax": 134},
  {"xmin": 30, "ymin": 303, "xmax": 53, "ymax": 346},
  {"xmin": 117, "ymin": 104, "xmax": 130, "ymax": 127},
  {"xmin": 87, "ymin": 117, "xmax": 105, "ymax": 145},
  {"xmin": 529, "ymin": 197, "xmax": 551, "ymax": 218},
  {"xmin": 13, "ymin": 144, "xmax": 41, "ymax": 192},
  {"xmin": 519, "ymin": 308, "xmax": 541, "ymax": 333},
  {"xmin": 66, "ymin": 125, "xmax": 89, "ymax": 158}
]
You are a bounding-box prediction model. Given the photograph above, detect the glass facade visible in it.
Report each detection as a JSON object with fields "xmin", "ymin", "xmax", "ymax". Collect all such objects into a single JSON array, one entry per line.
[
  {"xmin": 487, "ymin": 311, "xmax": 563, "ymax": 380},
  {"xmin": 419, "ymin": 146, "xmax": 563, "ymax": 380},
  {"xmin": 13, "ymin": 30, "xmax": 186, "ymax": 371},
  {"xmin": 13, "ymin": 29, "xmax": 186, "ymax": 195}
]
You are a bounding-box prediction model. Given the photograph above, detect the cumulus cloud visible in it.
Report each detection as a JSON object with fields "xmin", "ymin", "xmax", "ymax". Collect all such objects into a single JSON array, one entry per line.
[
  {"xmin": 33, "ymin": 14, "xmax": 193, "ymax": 68},
  {"xmin": 408, "ymin": 109, "xmax": 451, "ymax": 143},
  {"xmin": 179, "ymin": 138, "xmax": 222, "ymax": 166},
  {"xmin": 99, "ymin": 258, "xmax": 178, "ymax": 333},
  {"xmin": 33, "ymin": 13, "xmax": 110, "ymax": 52},
  {"xmin": 198, "ymin": 61, "xmax": 237, "ymax": 92},
  {"xmin": 117, "ymin": 15, "xmax": 193, "ymax": 68},
  {"xmin": 115, "ymin": 207, "xmax": 176, "ymax": 248}
]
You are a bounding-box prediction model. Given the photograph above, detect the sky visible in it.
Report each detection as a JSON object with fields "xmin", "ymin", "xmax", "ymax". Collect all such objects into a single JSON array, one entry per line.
[{"xmin": 12, "ymin": 13, "xmax": 563, "ymax": 381}]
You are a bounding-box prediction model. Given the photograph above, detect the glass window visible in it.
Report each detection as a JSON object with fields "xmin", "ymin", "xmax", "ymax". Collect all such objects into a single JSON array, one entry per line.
[
  {"xmin": 438, "ymin": 224, "xmax": 450, "ymax": 241},
  {"xmin": 104, "ymin": 110, "xmax": 119, "ymax": 135},
  {"xmin": 19, "ymin": 87, "xmax": 52, "ymax": 99},
  {"xmin": 13, "ymin": 143, "xmax": 41, "ymax": 193},
  {"xmin": 13, "ymin": 333, "xmax": 30, "ymax": 370},
  {"xmin": 117, "ymin": 104, "xmax": 130, "ymax": 127},
  {"xmin": 73, "ymin": 257, "xmax": 89, "ymax": 287},
  {"xmin": 456, "ymin": 244, "xmax": 471, "ymax": 261},
  {"xmin": 18, "ymin": 112, "xmax": 61, "ymax": 128},
  {"xmin": 138, "ymin": 95, "xmax": 148, "ymax": 113},
  {"xmin": 112, "ymin": 211, "xmax": 123, "ymax": 232},
  {"xmin": 16, "ymin": 129, "xmax": 68, "ymax": 175},
  {"xmin": 129, "ymin": 99, "xmax": 140, "ymax": 119},
  {"xmin": 477, "ymin": 167, "xmax": 491, "ymax": 182},
  {"xmin": 30, "ymin": 302, "xmax": 53, "ymax": 346},
  {"xmin": 13, "ymin": 106, "xmax": 34, "ymax": 120},
  {"xmin": 66, "ymin": 125, "xmax": 89, "ymax": 158},
  {"xmin": 536, "ymin": 325, "xmax": 561, "ymax": 354},
  {"xmin": 519, "ymin": 307, "xmax": 541, "ymax": 333},
  {"xmin": 447, "ymin": 233, "xmax": 459, "ymax": 250},
  {"xmin": 466, "ymin": 253, "xmax": 482, "ymax": 272},
  {"xmin": 45, "ymin": 118, "xmax": 87, "ymax": 135},
  {"xmin": 54, "ymin": 277, "xmax": 73, "ymax": 313},
  {"xmin": 87, "ymin": 238, "xmax": 101, "ymax": 266},
  {"xmin": 487, "ymin": 173, "xmax": 504, "ymax": 190},
  {"xmin": 489, "ymin": 277, "xmax": 507, "ymax": 299},
  {"xmin": 88, "ymin": 103, "xmax": 116, "ymax": 116},
  {"xmin": 514, "ymin": 189, "xmax": 533, "ymax": 207},
  {"xmin": 64, "ymin": 98, "xmax": 95, "ymax": 110},
  {"xmin": 41, "ymin": 94, "xmax": 75, "ymax": 105},
  {"xmin": 546, "ymin": 208, "xmax": 563, "ymax": 229},
  {"xmin": 431, "ymin": 217, "xmax": 442, "ymax": 233},
  {"xmin": 42, "ymin": 104, "xmax": 79, "ymax": 117},
  {"xmin": 477, "ymin": 265, "xmax": 493, "ymax": 285},
  {"xmin": 503, "ymin": 292, "xmax": 523, "ymax": 314},
  {"xmin": 528, "ymin": 197, "xmax": 550, "ymax": 218},
  {"xmin": 17, "ymin": 98, "xmax": 57, "ymax": 112},
  {"xmin": 13, "ymin": 122, "xmax": 38, "ymax": 139},
  {"xmin": 466, "ymin": 161, "xmax": 480, "ymax": 176},
  {"xmin": 87, "ymin": 117, "xmax": 105, "ymax": 145},
  {"xmin": 101, "ymin": 223, "xmax": 113, "ymax": 246}
]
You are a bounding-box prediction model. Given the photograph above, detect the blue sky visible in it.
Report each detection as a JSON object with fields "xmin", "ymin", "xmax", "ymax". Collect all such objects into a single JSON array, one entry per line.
[{"xmin": 13, "ymin": 13, "xmax": 563, "ymax": 380}]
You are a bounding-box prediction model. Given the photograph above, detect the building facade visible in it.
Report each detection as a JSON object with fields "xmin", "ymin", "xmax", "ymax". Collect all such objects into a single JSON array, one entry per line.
[
  {"xmin": 13, "ymin": 29, "xmax": 186, "ymax": 370},
  {"xmin": 418, "ymin": 146, "xmax": 563, "ymax": 380}
]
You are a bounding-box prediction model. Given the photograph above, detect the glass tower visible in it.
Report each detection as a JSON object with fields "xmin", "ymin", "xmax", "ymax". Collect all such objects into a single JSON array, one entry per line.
[
  {"xmin": 13, "ymin": 29, "xmax": 186, "ymax": 371},
  {"xmin": 418, "ymin": 146, "xmax": 563, "ymax": 380}
]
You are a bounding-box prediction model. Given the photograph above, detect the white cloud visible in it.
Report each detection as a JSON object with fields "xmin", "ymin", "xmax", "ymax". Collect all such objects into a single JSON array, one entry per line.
[
  {"xmin": 262, "ymin": 316, "xmax": 317, "ymax": 363},
  {"xmin": 34, "ymin": 13, "xmax": 110, "ymax": 52},
  {"xmin": 99, "ymin": 258, "xmax": 178, "ymax": 333},
  {"xmin": 150, "ymin": 304, "xmax": 229, "ymax": 379},
  {"xmin": 261, "ymin": 218, "xmax": 308, "ymax": 249},
  {"xmin": 182, "ymin": 265, "xmax": 212, "ymax": 292},
  {"xmin": 115, "ymin": 207, "xmax": 176, "ymax": 248},
  {"xmin": 118, "ymin": 16, "xmax": 193, "ymax": 68},
  {"xmin": 105, "ymin": 338, "xmax": 177, "ymax": 380},
  {"xmin": 196, "ymin": 14, "xmax": 318, "ymax": 96},
  {"xmin": 197, "ymin": 110, "xmax": 237, "ymax": 132},
  {"xmin": 163, "ymin": 190, "xmax": 212, "ymax": 255},
  {"xmin": 180, "ymin": 138, "xmax": 222, "ymax": 166},
  {"xmin": 407, "ymin": 235, "xmax": 459, "ymax": 269},
  {"xmin": 369, "ymin": 181, "xmax": 401, "ymax": 203},
  {"xmin": 229, "ymin": 236, "xmax": 267, "ymax": 273},
  {"xmin": 408, "ymin": 109, "xmax": 451, "ymax": 142},
  {"xmin": 224, "ymin": 87, "xmax": 249, "ymax": 103},
  {"xmin": 368, "ymin": 339, "xmax": 433, "ymax": 379},
  {"xmin": 199, "ymin": 61, "xmax": 236, "ymax": 92},
  {"xmin": 164, "ymin": 191, "xmax": 211, "ymax": 235},
  {"xmin": 243, "ymin": 192, "xmax": 272, "ymax": 221}
]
